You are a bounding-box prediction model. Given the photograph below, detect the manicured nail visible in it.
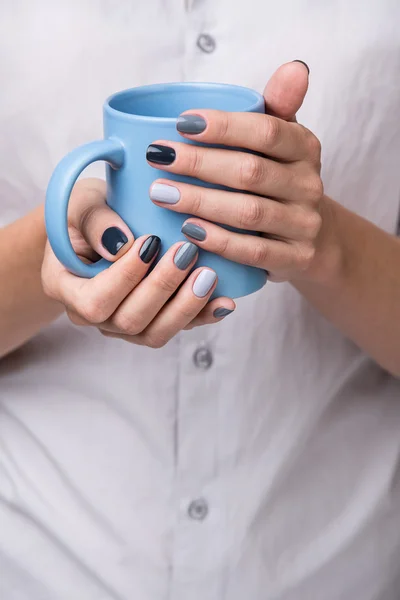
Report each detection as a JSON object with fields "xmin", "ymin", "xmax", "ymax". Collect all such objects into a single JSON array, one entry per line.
[
  {"xmin": 213, "ymin": 307, "xmax": 234, "ymax": 319},
  {"xmin": 193, "ymin": 269, "xmax": 217, "ymax": 298},
  {"xmin": 139, "ymin": 235, "xmax": 161, "ymax": 263},
  {"xmin": 174, "ymin": 242, "xmax": 198, "ymax": 270},
  {"xmin": 181, "ymin": 222, "xmax": 206, "ymax": 242},
  {"xmin": 150, "ymin": 183, "xmax": 180, "ymax": 204},
  {"xmin": 292, "ymin": 59, "xmax": 310, "ymax": 75},
  {"xmin": 146, "ymin": 144, "xmax": 176, "ymax": 165},
  {"xmin": 101, "ymin": 227, "xmax": 128, "ymax": 255},
  {"xmin": 177, "ymin": 115, "xmax": 207, "ymax": 135}
]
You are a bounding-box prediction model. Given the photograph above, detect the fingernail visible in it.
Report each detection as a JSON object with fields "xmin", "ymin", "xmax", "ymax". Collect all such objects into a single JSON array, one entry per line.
[
  {"xmin": 292, "ymin": 59, "xmax": 310, "ymax": 75},
  {"xmin": 174, "ymin": 242, "xmax": 198, "ymax": 270},
  {"xmin": 150, "ymin": 183, "xmax": 180, "ymax": 204},
  {"xmin": 139, "ymin": 235, "xmax": 161, "ymax": 263},
  {"xmin": 101, "ymin": 227, "xmax": 128, "ymax": 255},
  {"xmin": 177, "ymin": 115, "xmax": 207, "ymax": 135},
  {"xmin": 193, "ymin": 269, "xmax": 217, "ymax": 298},
  {"xmin": 146, "ymin": 144, "xmax": 176, "ymax": 165},
  {"xmin": 213, "ymin": 307, "xmax": 234, "ymax": 319},
  {"xmin": 181, "ymin": 222, "xmax": 206, "ymax": 242}
]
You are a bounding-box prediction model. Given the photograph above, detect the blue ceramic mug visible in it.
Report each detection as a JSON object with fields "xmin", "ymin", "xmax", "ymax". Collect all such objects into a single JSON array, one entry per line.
[{"xmin": 45, "ymin": 82, "xmax": 268, "ymax": 299}]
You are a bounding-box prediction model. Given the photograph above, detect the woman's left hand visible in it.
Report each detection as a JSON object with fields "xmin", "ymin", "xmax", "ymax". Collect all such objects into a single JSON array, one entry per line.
[{"xmin": 147, "ymin": 106, "xmax": 328, "ymax": 283}]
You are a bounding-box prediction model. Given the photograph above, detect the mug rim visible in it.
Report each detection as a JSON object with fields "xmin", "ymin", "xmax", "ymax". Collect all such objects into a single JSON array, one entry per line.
[{"xmin": 104, "ymin": 81, "xmax": 264, "ymax": 122}]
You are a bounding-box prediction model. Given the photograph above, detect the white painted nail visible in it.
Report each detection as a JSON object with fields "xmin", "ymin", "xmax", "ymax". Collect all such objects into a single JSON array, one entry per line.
[
  {"xmin": 193, "ymin": 269, "xmax": 217, "ymax": 298},
  {"xmin": 150, "ymin": 183, "xmax": 180, "ymax": 204}
]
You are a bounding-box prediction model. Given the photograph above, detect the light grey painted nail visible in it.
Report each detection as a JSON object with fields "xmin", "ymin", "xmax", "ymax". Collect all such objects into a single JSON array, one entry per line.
[
  {"xmin": 174, "ymin": 242, "xmax": 198, "ymax": 270},
  {"xmin": 193, "ymin": 269, "xmax": 217, "ymax": 298},
  {"xmin": 213, "ymin": 307, "xmax": 234, "ymax": 318},
  {"xmin": 177, "ymin": 115, "xmax": 207, "ymax": 134},
  {"xmin": 181, "ymin": 222, "xmax": 206, "ymax": 241},
  {"xmin": 150, "ymin": 183, "xmax": 180, "ymax": 204}
]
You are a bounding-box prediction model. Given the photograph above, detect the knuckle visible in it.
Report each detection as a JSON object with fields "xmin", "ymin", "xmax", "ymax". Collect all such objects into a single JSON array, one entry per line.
[
  {"xmin": 305, "ymin": 129, "xmax": 322, "ymax": 159},
  {"xmin": 144, "ymin": 332, "xmax": 168, "ymax": 349},
  {"xmin": 178, "ymin": 304, "xmax": 198, "ymax": 320},
  {"xmin": 76, "ymin": 294, "xmax": 108, "ymax": 324},
  {"xmin": 249, "ymin": 240, "xmax": 268, "ymax": 267},
  {"xmin": 238, "ymin": 155, "xmax": 265, "ymax": 188},
  {"xmin": 237, "ymin": 196, "xmax": 265, "ymax": 229},
  {"xmin": 302, "ymin": 211, "xmax": 322, "ymax": 239},
  {"xmin": 263, "ymin": 116, "xmax": 280, "ymax": 147},
  {"xmin": 215, "ymin": 234, "xmax": 230, "ymax": 256},
  {"xmin": 296, "ymin": 243, "xmax": 316, "ymax": 271},
  {"xmin": 119, "ymin": 265, "xmax": 143, "ymax": 289},
  {"xmin": 77, "ymin": 203, "xmax": 98, "ymax": 235},
  {"xmin": 186, "ymin": 147, "xmax": 204, "ymax": 177},
  {"xmin": 154, "ymin": 273, "xmax": 179, "ymax": 295},
  {"xmin": 216, "ymin": 113, "xmax": 230, "ymax": 140},
  {"xmin": 190, "ymin": 186, "xmax": 205, "ymax": 215},
  {"xmin": 303, "ymin": 175, "xmax": 324, "ymax": 205},
  {"xmin": 113, "ymin": 312, "xmax": 144, "ymax": 336}
]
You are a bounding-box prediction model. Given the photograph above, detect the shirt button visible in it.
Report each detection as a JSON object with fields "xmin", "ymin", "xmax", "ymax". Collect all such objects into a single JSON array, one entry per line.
[
  {"xmin": 193, "ymin": 347, "xmax": 213, "ymax": 370},
  {"xmin": 196, "ymin": 33, "xmax": 216, "ymax": 54},
  {"xmin": 188, "ymin": 498, "xmax": 209, "ymax": 521}
]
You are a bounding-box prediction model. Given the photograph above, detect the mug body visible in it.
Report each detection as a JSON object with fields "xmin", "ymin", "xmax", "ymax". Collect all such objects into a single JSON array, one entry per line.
[{"xmin": 104, "ymin": 82, "xmax": 267, "ymax": 299}]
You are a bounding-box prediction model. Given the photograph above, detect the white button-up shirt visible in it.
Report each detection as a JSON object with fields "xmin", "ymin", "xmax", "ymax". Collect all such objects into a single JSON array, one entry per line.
[{"xmin": 1, "ymin": 2, "xmax": 400, "ymax": 599}]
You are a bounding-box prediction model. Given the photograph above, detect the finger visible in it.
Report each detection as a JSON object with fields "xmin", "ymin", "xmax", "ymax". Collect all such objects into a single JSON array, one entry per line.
[
  {"xmin": 150, "ymin": 180, "xmax": 320, "ymax": 240},
  {"xmin": 125, "ymin": 267, "xmax": 218, "ymax": 347},
  {"xmin": 146, "ymin": 142, "xmax": 298, "ymax": 201},
  {"xmin": 104, "ymin": 241, "xmax": 199, "ymax": 335},
  {"xmin": 43, "ymin": 234, "xmax": 161, "ymax": 323},
  {"xmin": 98, "ymin": 294, "xmax": 234, "ymax": 342},
  {"xmin": 176, "ymin": 110, "xmax": 308, "ymax": 162},
  {"xmin": 263, "ymin": 60, "xmax": 310, "ymax": 122},
  {"xmin": 180, "ymin": 218, "xmax": 309, "ymax": 274},
  {"xmin": 68, "ymin": 178, "xmax": 134, "ymax": 262},
  {"xmin": 183, "ymin": 297, "xmax": 236, "ymax": 330}
]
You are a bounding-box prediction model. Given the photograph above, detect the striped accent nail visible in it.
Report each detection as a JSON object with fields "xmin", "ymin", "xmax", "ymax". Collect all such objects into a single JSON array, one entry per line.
[
  {"xmin": 139, "ymin": 235, "xmax": 161, "ymax": 263},
  {"xmin": 174, "ymin": 242, "xmax": 198, "ymax": 270}
]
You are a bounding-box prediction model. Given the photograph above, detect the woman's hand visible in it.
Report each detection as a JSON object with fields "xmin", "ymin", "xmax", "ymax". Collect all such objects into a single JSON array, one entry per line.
[
  {"xmin": 42, "ymin": 178, "xmax": 236, "ymax": 348},
  {"xmin": 147, "ymin": 81, "xmax": 334, "ymax": 284}
]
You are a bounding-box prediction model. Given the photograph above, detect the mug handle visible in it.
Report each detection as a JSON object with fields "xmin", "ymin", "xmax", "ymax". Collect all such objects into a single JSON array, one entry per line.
[{"xmin": 45, "ymin": 138, "xmax": 125, "ymax": 278}]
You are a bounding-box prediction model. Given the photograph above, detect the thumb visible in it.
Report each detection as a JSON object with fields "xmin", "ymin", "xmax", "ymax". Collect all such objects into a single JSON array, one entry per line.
[
  {"xmin": 68, "ymin": 178, "xmax": 134, "ymax": 263},
  {"xmin": 263, "ymin": 60, "xmax": 310, "ymax": 122}
]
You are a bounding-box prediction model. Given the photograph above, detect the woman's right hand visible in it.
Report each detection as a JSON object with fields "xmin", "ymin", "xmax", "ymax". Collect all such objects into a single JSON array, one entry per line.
[{"xmin": 41, "ymin": 178, "xmax": 235, "ymax": 348}]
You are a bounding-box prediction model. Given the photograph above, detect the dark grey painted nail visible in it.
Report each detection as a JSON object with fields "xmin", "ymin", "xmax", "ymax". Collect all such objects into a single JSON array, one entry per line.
[
  {"xmin": 146, "ymin": 144, "xmax": 176, "ymax": 165},
  {"xmin": 181, "ymin": 222, "xmax": 206, "ymax": 241},
  {"xmin": 101, "ymin": 227, "xmax": 128, "ymax": 255},
  {"xmin": 174, "ymin": 242, "xmax": 198, "ymax": 270},
  {"xmin": 213, "ymin": 307, "xmax": 234, "ymax": 319},
  {"xmin": 177, "ymin": 115, "xmax": 207, "ymax": 134},
  {"xmin": 139, "ymin": 235, "xmax": 161, "ymax": 263},
  {"xmin": 292, "ymin": 60, "xmax": 310, "ymax": 75}
]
